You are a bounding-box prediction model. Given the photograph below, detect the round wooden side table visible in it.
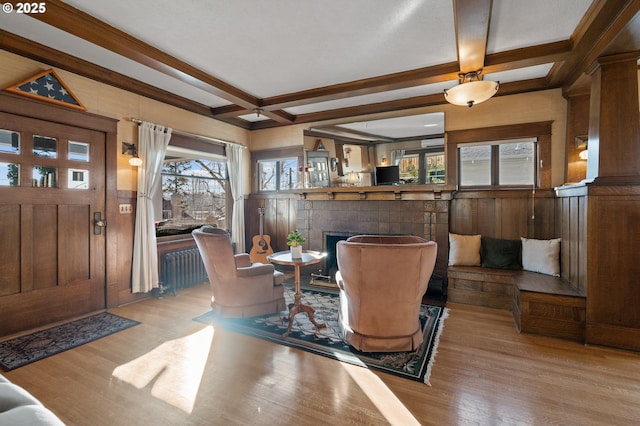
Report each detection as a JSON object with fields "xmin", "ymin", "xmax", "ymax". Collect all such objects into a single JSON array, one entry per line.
[{"xmin": 267, "ymin": 250, "xmax": 327, "ymax": 337}]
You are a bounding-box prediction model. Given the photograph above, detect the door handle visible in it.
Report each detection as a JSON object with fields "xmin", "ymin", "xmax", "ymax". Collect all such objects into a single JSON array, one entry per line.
[{"xmin": 94, "ymin": 212, "xmax": 107, "ymax": 235}]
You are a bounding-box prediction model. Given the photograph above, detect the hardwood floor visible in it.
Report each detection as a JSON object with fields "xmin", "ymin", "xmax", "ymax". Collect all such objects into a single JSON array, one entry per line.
[{"xmin": 4, "ymin": 282, "xmax": 640, "ymax": 425}]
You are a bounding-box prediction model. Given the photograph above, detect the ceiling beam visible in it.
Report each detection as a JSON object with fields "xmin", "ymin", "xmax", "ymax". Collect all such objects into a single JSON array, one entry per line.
[
  {"xmin": 261, "ymin": 109, "xmax": 295, "ymax": 124},
  {"xmin": 210, "ymin": 41, "xmax": 572, "ymax": 121},
  {"xmin": 31, "ymin": 0, "xmax": 260, "ymax": 110},
  {"xmin": 483, "ymin": 40, "xmax": 572, "ymax": 73},
  {"xmin": 250, "ymin": 78, "xmax": 553, "ymax": 130},
  {"xmin": 547, "ymin": 0, "xmax": 640, "ymax": 88},
  {"xmin": 8, "ymin": 0, "xmax": 630, "ymax": 133},
  {"xmin": 304, "ymin": 129, "xmax": 381, "ymax": 145},
  {"xmin": 311, "ymin": 125, "xmax": 396, "ymax": 142},
  {"xmin": 453, "ymin": 0, "xmax": 492, "ymax": 73},
  {"xmin": 209, "ymin": 62, "xmax": 460, "ymax": 117},
  {"xmin": 0, "ymin": 29, "xmax": 224, "ymax": 120},
  {"xmin": 210, "ymin": 104, "xmax": 252, "ymax": 118},
  {"xmin": 260, "ymin": 62, "xmax": 461, "ymax": 111},
  {"xmin": 1, "ymin": 18, "xmax": 567, "ymax": 133}
]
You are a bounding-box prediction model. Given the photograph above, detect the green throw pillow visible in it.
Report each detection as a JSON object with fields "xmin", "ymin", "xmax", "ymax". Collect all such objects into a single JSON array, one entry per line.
[{"xmin": 481, "ymin": 237, "xmax": 522, "ymax": 270}]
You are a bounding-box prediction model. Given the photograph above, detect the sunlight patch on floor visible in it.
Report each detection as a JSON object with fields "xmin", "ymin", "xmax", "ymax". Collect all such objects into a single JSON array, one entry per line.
[
  {"xmin": 455, "ymin": 390, "xmax": 533, "ymax": 425},
  {"xmin": 341, "ymin": 362, "xmax": 421, "ymax": 426},
  {"xmin": 112, "ymin": 326, "xmax": 214, "ymax": 413}
]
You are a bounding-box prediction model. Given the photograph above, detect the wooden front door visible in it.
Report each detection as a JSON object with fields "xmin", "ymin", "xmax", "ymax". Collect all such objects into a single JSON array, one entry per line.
[{"xmin": 0, "ymin": 112, "xmax": 107, "ymax": 336}]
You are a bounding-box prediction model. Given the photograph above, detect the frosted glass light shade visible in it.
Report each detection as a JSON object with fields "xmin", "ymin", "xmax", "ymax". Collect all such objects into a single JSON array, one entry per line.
[
  {"xmin": 444, "ymin": 80, "xmax": 499, "ymax": 107},
  {"xmin": 579, "ymin": 149, "xmax": 588, "ymax": 160},
  {"xmin": 346, "ymin": 171, "xmax": 360, "ymax": 186},
  {"xmin": 128, "ymin": 155, "xmax": 143, "ymax": 167}
]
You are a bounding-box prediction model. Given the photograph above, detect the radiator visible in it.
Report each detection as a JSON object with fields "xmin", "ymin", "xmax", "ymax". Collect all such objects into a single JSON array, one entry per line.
[{"xmin": 160, "ymin": 248, "xmax": 208, "ymax": 295}]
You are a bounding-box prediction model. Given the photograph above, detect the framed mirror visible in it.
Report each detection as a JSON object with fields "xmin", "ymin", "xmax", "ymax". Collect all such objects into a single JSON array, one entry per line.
[{"xmin": 308, "ymin": 112, "xmax": 445, "ymax": 185}]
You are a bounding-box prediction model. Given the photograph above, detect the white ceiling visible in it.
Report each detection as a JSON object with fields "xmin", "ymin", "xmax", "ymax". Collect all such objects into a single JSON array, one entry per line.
[
  {"xmin": 313, "ymin": 112, "xmax": 446, "ymax": 141},
  {"xmin": 0, "ymin": 0, "xmax": 603, "ymax": 134}
]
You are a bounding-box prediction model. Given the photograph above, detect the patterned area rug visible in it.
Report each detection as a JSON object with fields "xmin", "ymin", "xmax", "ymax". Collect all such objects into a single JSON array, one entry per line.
[
  {"xmin": 194, "ymin": 286, "xmax": 448, "ymax": 384},
  {"xmin": 0, "ymin": 312, "xmax": 140, "ymax": 371}
]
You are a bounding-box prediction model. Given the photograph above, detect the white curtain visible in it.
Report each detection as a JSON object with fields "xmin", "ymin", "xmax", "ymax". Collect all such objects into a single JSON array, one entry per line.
[
  {"xmin": 391, "ymin": 149, "xmax": 405, "ymax": 166},
  {"xmin": 227, "ymin": 144, "xmax": 245, "ymax": 253},
  {"xmin": 131, "ymin": 122, "xmax": 172, "ymax": 293}
]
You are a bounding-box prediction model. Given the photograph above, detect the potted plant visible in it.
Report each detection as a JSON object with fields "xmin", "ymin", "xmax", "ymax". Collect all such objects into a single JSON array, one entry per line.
[{"xmin": 287, "ymin": 229, "xmax": 306, "ymax": 258}]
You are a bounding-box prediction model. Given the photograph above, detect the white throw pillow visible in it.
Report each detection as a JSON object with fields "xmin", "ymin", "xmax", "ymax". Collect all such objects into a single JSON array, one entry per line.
[
  {"xmin": 521, "ymin": 237, "xmax": 561, "ymax": 276},
  {"xmin": 448, "ymin": 233, "xmax": 481, "ymax": 266}
]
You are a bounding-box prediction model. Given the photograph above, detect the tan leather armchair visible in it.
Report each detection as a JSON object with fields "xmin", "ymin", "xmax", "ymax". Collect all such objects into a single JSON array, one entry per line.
[
  {"xmin": 192, "ymin": 226, "xmax": 286, "ymax": 318},
  {"xmin": 335, "ymin": 235, "xmax": 437, "ymax": 352}
]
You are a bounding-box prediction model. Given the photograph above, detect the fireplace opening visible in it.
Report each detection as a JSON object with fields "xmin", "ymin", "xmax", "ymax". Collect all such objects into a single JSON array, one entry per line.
[{"xmin": 311, "ymin": 233, "xmax": 350, "ymax": 283}]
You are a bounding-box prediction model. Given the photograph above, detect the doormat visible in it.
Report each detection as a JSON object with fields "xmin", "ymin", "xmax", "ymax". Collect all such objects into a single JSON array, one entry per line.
[
  {"xmin": 0, "ymin": 312, "xmax": 140, "ymax": 371},
  {"xmin": 194, "ymin": 287, "xmax": 448, "ymax": 384}
]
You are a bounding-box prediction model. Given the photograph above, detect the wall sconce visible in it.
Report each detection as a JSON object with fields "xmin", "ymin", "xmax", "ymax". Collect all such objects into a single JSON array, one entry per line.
[
  {"xmin": 330, "ymin": 157, "xmax": 338, "ymax": 172},
  {"xmin": 575, "ymin": 135, "xmax": 588, "ymax": 161},
  {"xmin": 579, "ymin": 149, "xmax": 588, "ymax": 160},
  {"xmin": 381, "ymin": 157, "xmax": 387, "ymax": 165},
  {"xmin": 122, "ymin": 142, "xmax": 143, "ymax": 167},
  {"xmin": 344, "ymin": 147, "xmax": 351, "ymax": 167}
]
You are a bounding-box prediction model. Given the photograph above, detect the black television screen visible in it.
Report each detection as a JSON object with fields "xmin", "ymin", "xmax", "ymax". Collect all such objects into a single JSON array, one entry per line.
[{"xmin": 375, "ymin": 165, "xmax": 400, "ymax": 185}]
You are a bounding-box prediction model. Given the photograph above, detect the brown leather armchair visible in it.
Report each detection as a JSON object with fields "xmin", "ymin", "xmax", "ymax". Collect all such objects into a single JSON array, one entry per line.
[
  {"xmin": 192, "ymin": 227, "xmax": 286, "ymax": 318},
  {"xmin": 335, "ymin": 235, "xmax": 437, "ymax": 352}
]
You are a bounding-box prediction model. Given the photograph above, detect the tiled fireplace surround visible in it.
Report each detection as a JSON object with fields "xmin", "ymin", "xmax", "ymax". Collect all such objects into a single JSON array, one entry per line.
[{"xmin": 295, "ymin": 199, "xmax": 450, "ymax": 279}]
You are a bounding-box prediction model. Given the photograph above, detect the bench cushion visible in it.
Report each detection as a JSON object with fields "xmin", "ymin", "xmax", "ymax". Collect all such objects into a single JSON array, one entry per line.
[
  {"xmin": 521, "ymin": 237, "xmax": 561, "ymax": 276},
  {"xmin": 481, "ymin": 237, "xmax": 522, "ymax": 270},
  {"xmin": 448, "ymin": 233, "xmax": 481, "ymax": 266}
]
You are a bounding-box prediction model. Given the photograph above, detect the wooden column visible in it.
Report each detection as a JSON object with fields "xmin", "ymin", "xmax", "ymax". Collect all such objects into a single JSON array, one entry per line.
[
  {"xmin": 584, "ymin": 52, "xmax": 640, "ymax": 351},
  {"xmin": 586, "ymin": 53, "xmax": 640, "ymax": 182}
]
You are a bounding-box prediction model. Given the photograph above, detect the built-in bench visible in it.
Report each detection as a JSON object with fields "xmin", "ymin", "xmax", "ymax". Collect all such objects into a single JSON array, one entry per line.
[{"xmin": 448, "ymin": 265, "xmax": 586, "ymax": 341}]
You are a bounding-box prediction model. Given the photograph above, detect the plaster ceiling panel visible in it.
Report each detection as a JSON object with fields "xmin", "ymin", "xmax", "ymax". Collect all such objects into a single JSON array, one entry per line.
[
  {"xmin": 62, "ymin": 0, "xmax": 458, "ymax": 98},
  {"xmin": 284, "ymin": 60, "xmax": 552, "ymax": 116},
  {"xmin": 484, "ymin": 63, "xmax": 555, "ymax": 83},
  {"xmin": 337, "ymin": 112, "xmax": 445, "ymax": 139},
  {"xmin": 284, "ymin": 81, "xmax": 454, "ymax": 115},
  {"xmin": 0, "ymin": 11, "xmax": 232, "ymax": 108},
  {"xmin": 487, "ymin": 0, "xmax": 594, "ymax": 53},
  {"xmin": 3, "ymin": 0, "xmax": 626, "ymax": 129}
]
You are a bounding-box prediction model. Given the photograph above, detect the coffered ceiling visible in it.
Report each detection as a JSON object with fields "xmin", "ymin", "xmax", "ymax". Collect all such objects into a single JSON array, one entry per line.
[{"xmin": 1, "ymin": 0, "xmax": 639, "ymax": 131}]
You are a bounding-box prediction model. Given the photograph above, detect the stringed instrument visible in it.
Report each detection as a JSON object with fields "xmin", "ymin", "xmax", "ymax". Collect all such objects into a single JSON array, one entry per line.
[{"xmin": 249, "ymin": 207, "xmax": 274, "ymax": 263}]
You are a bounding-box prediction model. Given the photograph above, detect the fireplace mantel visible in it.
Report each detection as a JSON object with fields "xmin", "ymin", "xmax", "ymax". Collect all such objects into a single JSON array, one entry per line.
[{"xmin": 294, "ymin": 185, "xmax": 457, "ymax": 201}]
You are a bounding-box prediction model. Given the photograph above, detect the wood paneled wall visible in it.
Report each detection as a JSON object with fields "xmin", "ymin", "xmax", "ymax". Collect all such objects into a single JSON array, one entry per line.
[
  {"xmin": 245, "ymin": 183, "xmax": 640, "ymax": 354},
  {"xmin": 245, "ymin": 194, "xmax": 297, "ymax": 253},
  {"xmin": 554, "ymin": 186, "xmax": 588, "ymax": 295},
  {"xmin": 247, "ymin": 189, "xmax": 558, "ymax": 278},
  {"xmin": 449, "ymin": 189, "xmax": 557, "ymax": 240},
  {"xmin": 585, "ymin": 184, "xmax": 640, "ymax": 351}
]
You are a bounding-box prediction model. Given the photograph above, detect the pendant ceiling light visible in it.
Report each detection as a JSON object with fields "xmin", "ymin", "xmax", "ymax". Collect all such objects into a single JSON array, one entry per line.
[{"xmin": 444, "ymin": 70, "xmax": 499, "ymax": 108}]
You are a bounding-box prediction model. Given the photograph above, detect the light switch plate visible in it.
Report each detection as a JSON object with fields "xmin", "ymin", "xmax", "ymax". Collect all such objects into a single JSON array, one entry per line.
[{"xmin": 119, "ymin": 204, "xmax": 133, "ymax": 214}]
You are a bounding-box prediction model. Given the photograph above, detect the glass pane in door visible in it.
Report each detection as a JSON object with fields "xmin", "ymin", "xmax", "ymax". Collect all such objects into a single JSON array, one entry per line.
[
  {"xmin": 68, "ymin": 168, "xmax": 89, "ymax": 189},
  {"xmin": 0, "ymin": 162, "xmax": 19, "ymax": 186},
  {"xmin": 0, "ymin": 129, "xmax": 19, "ymax": 154},
  {"xmin": 68, "ymin": 141, "xmax": 90, "ymax": 162},
  {"xmin": 33, "ymin": 135, "xmax": 57, "ymax": 158},
  {"xmin": 33, "ymin": 166, "xmax": 57, "ymax": 187}
]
